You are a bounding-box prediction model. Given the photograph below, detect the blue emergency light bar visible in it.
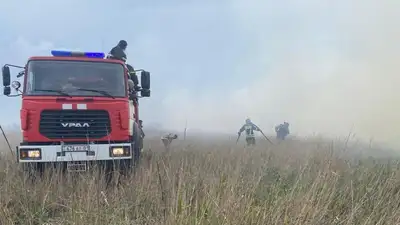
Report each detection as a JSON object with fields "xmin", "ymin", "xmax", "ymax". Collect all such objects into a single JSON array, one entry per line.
[{"xmin": 50, "ymin": 50, "xmax": 105, "ymax": 58}]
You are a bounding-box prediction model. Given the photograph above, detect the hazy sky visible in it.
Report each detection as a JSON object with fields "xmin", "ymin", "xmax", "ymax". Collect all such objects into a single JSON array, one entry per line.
[{"xmin": 1, "ymin": 0, "xmax": 399, "ymax": 146}]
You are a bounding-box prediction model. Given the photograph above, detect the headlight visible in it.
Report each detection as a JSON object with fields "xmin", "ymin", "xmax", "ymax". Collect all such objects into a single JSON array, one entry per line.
[
  {"xmin": 109, "ymin": 146, "xmax": 130, "ymax": 157},
  {"xmin": 112, "ymin": 147, "xmax": 124, "ymax": 155},
  {"xmin": 20, "ymin": 149, "xmax": 41, "ymax": 160},
  {"xmin": 28, "ymin": 150, "xmax": 40, "ymax": 158}
]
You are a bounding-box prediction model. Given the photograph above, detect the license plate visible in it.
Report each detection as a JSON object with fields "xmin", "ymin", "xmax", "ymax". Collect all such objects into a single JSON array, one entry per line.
[
  {"xmin": 62, "ymin": 145, "xmax": 90, "ymax": 152},
  {"xmin": 67, "ymin": 161, "xmax": 87, "ymax": 172}
]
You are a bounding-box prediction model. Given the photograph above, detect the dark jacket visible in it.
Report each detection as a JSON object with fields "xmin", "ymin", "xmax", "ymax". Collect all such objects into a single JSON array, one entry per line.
[
  {"xmin": 275, "ymin": 124, "xmax": 289, "ymax": 135},
  {"xmin": 108, "ymin": 46, "xmax": 127, "ymax": 62}
]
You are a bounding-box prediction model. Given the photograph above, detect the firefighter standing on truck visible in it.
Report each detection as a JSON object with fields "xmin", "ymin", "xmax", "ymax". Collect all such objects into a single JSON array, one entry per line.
[
  {"xmin": 107, "ymin": 40, "xmax": 128, "ymax": 62},
  {"xmin": 107, "ymin": 40, "xmax": 141, "ymax": 123},
  {"xmin": 238, "ymin": 118, "xmax": 262, "ymax": 146},
  {"xmin": 106, "ymin": 40, "xmax": 139, "ymax": 88}
]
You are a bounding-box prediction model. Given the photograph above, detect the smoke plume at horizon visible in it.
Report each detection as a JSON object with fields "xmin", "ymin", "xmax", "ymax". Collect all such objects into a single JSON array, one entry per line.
[
  {"xmin": 161, "ymin": 0, "xmax": 400, "ymax": 147},
  {"xmin": 0, "ymin": 0, "xmax": 399, "ymax": 147}
]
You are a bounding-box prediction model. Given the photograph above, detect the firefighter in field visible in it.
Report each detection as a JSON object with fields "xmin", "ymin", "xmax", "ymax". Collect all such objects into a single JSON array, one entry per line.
[
  {"xmin": 238, "ymin": 118, "xmax": 262, "ymax": 146},
  {"xmin": 161, "ymin": 133, "xmax": 178, "ymax": 151},
  {"xmin": 138, "ymin": 120, "xmax": 145, "ymax": 138},
  {"xmin": 275, "ymin": 122, "xmax": 290, "ymax": 140},
  {"xmin": 138, "ymin": 120, "xmax": 145, "ymax": 151}
]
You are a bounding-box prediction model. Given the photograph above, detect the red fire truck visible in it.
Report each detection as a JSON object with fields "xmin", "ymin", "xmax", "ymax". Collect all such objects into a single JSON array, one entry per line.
[{"xmin": 2, "ymin": 50, "xmax": 151, "ymax": 173}]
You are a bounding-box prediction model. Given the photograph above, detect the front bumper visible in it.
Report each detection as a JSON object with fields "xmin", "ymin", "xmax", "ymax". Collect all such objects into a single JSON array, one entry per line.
[{"xmin": 17, "ymin": 143, "xmax": 132, "ymax": 163}]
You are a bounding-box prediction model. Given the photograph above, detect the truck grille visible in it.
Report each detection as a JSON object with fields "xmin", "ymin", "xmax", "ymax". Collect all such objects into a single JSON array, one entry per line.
[{"xmin": 39, "ymin": 110, "xmax": 111, "ymax": 139}]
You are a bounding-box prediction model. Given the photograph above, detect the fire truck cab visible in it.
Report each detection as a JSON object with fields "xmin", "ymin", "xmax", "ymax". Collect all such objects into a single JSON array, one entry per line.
[{"xmin": 2, "ymin": 50, "xmax": 151, "ymax": 173}]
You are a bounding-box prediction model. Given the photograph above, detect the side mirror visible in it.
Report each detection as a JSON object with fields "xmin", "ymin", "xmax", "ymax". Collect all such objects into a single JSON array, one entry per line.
[
  {"xmin": 141, "ymin": 89, "xmax": 151, "ymax": 97},
  {"xmin": 2, "ymin": 66, "xmax": 10, "ymax": 87},
  {"xmin": 141, "ymin": 71, "xmax": 150, "ymax": 90},
  {"xmin": 3, "ymin": 86, "xmax": 10, "ymax": 96}
]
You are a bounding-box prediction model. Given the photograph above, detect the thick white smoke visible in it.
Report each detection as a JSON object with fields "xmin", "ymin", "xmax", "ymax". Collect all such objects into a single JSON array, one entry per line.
[
  {"xmin": 1, "ymin": 0, "xmax": 399, "ymax": 147},
  {"xmin": 162, "ymin": 0, "xmax": 400, "ymax": 147}
]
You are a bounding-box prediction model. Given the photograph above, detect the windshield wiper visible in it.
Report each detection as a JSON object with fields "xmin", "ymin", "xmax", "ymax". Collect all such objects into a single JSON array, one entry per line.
[
  {"xmin": 34, "ymin": 89, "xmax": 71, "ymax": 97},
  {"xmin": 76, "ymin": 88, "xmax": 115, "ymax": 99}
]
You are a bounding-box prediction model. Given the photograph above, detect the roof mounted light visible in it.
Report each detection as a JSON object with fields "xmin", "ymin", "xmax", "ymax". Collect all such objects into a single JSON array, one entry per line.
[{"xmin": 50, "ymin": 50, "xmax": 105, "ymax": 58}]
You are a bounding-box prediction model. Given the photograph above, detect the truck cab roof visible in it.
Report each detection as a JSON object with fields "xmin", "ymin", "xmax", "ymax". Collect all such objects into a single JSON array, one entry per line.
[{"xmin": 27, "ymin": 50, "xmax": 126, "ymax": 65}]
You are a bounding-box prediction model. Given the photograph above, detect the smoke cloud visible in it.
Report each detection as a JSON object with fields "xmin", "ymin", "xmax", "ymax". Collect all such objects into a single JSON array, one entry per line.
[
  {"xmin": 1, "ymin": 0, "xmax": 399, "ymax": 147},
  {"xmin": 162, "ymin": 0, "xmax": 400, "ymax": 147}
]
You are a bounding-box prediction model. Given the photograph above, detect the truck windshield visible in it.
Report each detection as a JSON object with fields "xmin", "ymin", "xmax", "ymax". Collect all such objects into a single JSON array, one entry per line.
[{"xmin": 25, "ymin": 60, "xmax": 126, "ymax": 97}]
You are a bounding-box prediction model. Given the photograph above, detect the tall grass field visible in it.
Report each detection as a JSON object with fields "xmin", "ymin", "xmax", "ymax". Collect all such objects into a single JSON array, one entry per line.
[{"xmin": 0, "ymin": 135, "xmax": 400, "ymax": 225}]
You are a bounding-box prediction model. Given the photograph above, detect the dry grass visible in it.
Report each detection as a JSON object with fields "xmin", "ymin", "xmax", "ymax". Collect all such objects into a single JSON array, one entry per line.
[{"xmin": 1, "ymin": 135, "xmax": 400, "ymax": 225}]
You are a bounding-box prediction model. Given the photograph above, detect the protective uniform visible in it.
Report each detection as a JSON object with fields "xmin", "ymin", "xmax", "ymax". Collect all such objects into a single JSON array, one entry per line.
[
  {"xmin": 106, "ymin": 41, "xmax": 139, "ymax": 92},
  {"xmin": 125, "ymin": 64, "xmax": 139, "ymax": 87},
  {"xmin": 138, "ymin": 120, "xmax": 145, "ymax": 138},
  {"xmin": 138, "ymin": 120, "xmax": 145, "ymax": 151},
  {"xmin": 107, "ymin": 40, "xmax": 127, "ymax": 62},
  {"xmin": 275, "ymin": 122, "xmax": 290, "ymax": 140},
  {"xmin": 161, "ymin": 133, "xmax": 178, "ymax": 151},
  {"xmin": 238, "ymin": 118, "xmax": 261, "ymax": 146}
]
